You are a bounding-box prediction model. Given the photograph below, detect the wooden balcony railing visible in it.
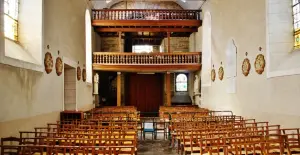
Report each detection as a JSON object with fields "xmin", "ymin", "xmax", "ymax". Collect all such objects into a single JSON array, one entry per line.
[
  {"xmin": 93, "ymin": 9, "xmax": 201, "ymax": 21},
  {"xmin": 93, "ymin": 52, "xmax": 201, "ymax": 72}
]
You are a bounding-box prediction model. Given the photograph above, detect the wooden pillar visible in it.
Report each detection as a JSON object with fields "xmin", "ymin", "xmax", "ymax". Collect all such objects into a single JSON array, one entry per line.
[
  {"xmin": 117, "ymin": 72, "xmax": 121, "ymax": 106},
  {"xmin": 119, "ymin": 31, "xmax": 122, "ymax": 52},
  {"xmin": 167, "ymin": 32, "xmax": 171, "ymax": 53},
  {"xmin": 166, "ymin": 32, "xmax": 171, "ymax": 106},
  {"xmin": 117, "ymin": 32, "xmax": 122, "ymax": 106},
  {"xmin": 166, "ymin": 72, "xmax": 171, "ymax": 106}
]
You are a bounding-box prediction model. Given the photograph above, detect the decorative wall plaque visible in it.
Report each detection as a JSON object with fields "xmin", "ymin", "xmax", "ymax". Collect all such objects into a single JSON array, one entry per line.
[
  {"xmin": 211, "ymin": 68, "xmax": 216, "ymax": 82},
  {"xmin": 77, "ymin": 66, "xmax": 81, "ymax": 81},
  {"xmin": 218, "ymin": 66, "xmax": 224, "ymax": 81},
  {"xmin": 82, "ymin": 68, "xmax": 86, "ymax": 82},
  {"xmin": 242, "ymin": 58, "xmax": 251, "ymax": 76},
  {"xmin": 55, "ymin": 57, "xmax": 63, "ymax": 76},
  {"xmin": 44, "ymin": 52, "xmax": 53, "ymax": 74},
  {"xmin": 254, "ymin": 54, "xmax": 265, "ymax": 74}
]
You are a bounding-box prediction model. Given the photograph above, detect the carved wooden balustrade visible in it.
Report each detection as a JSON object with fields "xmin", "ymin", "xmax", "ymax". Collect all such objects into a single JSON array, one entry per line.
[
  {"xmin": 93, "ymin": 9, "xmax": 201, "ymax": 21},
  {"xmin": 93, "ymin": 52, "xmax": 201, "ymax": 72}
]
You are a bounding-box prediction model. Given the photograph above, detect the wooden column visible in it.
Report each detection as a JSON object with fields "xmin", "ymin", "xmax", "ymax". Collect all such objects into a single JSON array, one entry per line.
[
  {"xmin": 167, "ymin": 32, "xmax": 171, "ymax": 53},
  {"xmin": 117, "ymin": 72, "xmax": 121, "ymax": 106},
  {"xmin": 117, "ymin": 32, "xmax": 122, "ymax": 106},
  {"xmin": 166, "ymin": 72, "xmax": 171, "ymax": 106},
  {"xmin": 166, "ymin": 32, "xmax": 171, "ymax": 105},
  {"xmin": 119, "ymin": 31, "xmax": 122, "ymax": 52}
]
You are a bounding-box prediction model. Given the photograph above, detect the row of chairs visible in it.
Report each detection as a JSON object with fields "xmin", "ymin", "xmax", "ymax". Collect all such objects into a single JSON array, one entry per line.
[
  {"xmin": 1, "ymin": 108, "xmax": 139, "ymax": 155},
  {"xmin": 169, "ymin": 112, "xmax": 300, "ymax": 155}
]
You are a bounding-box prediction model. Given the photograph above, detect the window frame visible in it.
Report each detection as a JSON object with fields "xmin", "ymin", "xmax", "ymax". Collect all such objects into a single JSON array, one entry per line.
[
  {"xmin": 4, "ymin": 0, "xmax": 19, "ymax": 41},
  {"xmin": 133, "ymin": 45, "xmax": 153, "ymax": 53},
  {"xmin": 175, "ymin": 73, "xmax": 188, "ymax": 92},
  {"xmin": 85, "ymin": 9, "xmax": 93, "ymax": 85}
]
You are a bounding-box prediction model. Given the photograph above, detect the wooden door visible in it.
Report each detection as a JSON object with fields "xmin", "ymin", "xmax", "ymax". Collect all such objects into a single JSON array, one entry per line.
[{"xmin": 126, "ymin": 73, "xmax": 163, "ymax": 114}]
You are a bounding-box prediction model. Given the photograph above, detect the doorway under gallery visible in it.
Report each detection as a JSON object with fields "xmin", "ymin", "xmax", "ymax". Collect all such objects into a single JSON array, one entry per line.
[{"xmin": 64, "ymin": 64, "xmax": 77, "ymax": 111}]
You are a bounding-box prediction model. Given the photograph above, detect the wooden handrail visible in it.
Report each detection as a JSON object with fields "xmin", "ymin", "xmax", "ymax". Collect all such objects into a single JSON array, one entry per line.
[
  {"xmin": 93, "ymin": 9, "xmax": 201, "ymax": 11},
  {"xmin": 93, "ymin": 52, "xmax": 201, "ymax": 65},
  {"xmin": 92, "ymin": 9, "xmax": 201, "ymax": 21},
  {"xmin": 93, "ymin": 52, "xmax": 200, "ymax": 55}
]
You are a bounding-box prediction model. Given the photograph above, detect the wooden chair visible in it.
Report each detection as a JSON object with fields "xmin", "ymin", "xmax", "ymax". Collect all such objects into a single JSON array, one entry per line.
[
  {"xmin": 143, "ymin": 122, "xmax": 155, "ymax": 140},
  {"xmin": 0, "ymin": 137, "xmax": 20, "ymax": 155}
]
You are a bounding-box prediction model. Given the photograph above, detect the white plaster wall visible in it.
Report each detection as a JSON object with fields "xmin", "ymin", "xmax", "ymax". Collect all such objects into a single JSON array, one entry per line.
[
  {"xmin": 201, "ymin": 0, "xmax": 300, "ymax": 128},
  {"xmin": 1, "ymin": 0, "xmax": 43, "ymax": 70},
  {"xmin": 266, "ymin": 0, "xmax": 300, "ymax": 77},
  {"xmin": 189, "ymin": 27, "xmax": 202, "ymax": 53},
  {"xmin": 0, "ymin": 0, "xmax": 93, "ymax": 136},
  {"xmin": 18, "ymin": 0, "xmax": 43, "ymax": 64}
]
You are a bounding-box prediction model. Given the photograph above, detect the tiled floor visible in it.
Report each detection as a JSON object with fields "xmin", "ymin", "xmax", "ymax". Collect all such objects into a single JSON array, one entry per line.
[{"xmin": 137, "ymin": 140, "xmax": 177, "ymax": 155}]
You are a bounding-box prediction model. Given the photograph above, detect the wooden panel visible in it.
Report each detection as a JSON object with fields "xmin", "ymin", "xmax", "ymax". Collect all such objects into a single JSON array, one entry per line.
[
  {"xmin": 127, "ymin": 73, "xmax": 163, "ymax": 113},
  {"xmin": 60, "ymin": 111, "xmax": 83, "ymax": 122}
]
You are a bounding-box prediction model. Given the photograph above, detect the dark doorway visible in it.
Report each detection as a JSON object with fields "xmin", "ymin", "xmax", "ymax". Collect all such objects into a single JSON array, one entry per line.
[
  {"xmin": 126, "ymin": 73, "xmax": 163, "ymax": 116},
  {"xmin": 98, "ymin": 71, "xmax": 117, "ymax": 106}
]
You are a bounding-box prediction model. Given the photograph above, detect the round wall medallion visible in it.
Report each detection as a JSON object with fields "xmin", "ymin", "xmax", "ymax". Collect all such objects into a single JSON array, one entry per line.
[
  {"xmin": 82, "ymin": 68, "xmax": 86, "ymax": 82},
  {"xmin": 254, "ymin": 54, "xmax": 265, "ymax": 74},
  {"xmin": 77, "ymin": 66, "xmax": 81, "ymax": 81},
  {"xmin": 211, "ymin": 69, "xmax": 216, "ymax": 82},
  {"xmin": 55, "ymin": 57, "xmax": 63, "ymax": 76},
  {"xmin": 218, "ymin": 66, "xmax": 224, "ymax": 81},
  {"xmin": 242, "ymin": 58, "xmax": 251, "ymax": 76},
  {"xmin": 44, "ymin": 52, "xmax": 53, "ymax": 74}
]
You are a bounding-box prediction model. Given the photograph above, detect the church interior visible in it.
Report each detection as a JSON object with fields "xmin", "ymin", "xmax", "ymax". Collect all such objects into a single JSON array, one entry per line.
[{"xmin": 1, "ymin": 0, "xmax": 300, "ymax": 154}]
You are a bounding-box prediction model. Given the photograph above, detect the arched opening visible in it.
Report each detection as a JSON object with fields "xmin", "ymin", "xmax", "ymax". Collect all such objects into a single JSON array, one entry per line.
[
  {"xmin": 176, "ymin": 73, "xmax": 188, "ymax": 92},
  {"xmin": 85, "ymin": 9, "xmax": 92, "ymax": 84}
]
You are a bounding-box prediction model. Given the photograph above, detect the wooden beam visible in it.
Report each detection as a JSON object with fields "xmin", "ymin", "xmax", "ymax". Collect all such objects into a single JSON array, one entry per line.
[
  {"xmin": 96, "ymin": 28, "xmax": 197, "ymax": 32},
  {"xmin": 93, "ymin": 20, "xmax": 201, "ymax": 27},
  {"xmin": 117, "ymin": 72, "xmax": 121, "ymax": 106},
  {"xmin": 93, "ymin": 64, "xmax": 201, "ymax": 72},
  {"xmin": 128, "ymin": 36, "xmax": 164, "ymax": 39},
  {"xmin": 166, "ymin": 72, "xmax": 171, "ymax": 106},
  {"xmin": 167, "ymin": 32, "xmax": 171, "ymax": 53},
  {"xmin": 99, "ymin": 32, "xmax": 191, "ymax": 38}
]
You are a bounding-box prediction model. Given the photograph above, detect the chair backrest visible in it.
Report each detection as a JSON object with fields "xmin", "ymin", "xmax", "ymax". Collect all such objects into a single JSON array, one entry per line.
[{"xmin": 1, "ymin": 137, "xmax": 21, "ymax": 155}]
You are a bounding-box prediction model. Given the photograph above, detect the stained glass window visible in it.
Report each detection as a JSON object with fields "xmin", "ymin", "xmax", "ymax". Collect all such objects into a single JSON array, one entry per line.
[
  {"xmin": 4, "ymin": 0, "xmax": 19, "ymax": 41},
  {"xmin": 293, "ymin": 0, "xmax": 300, "ymax": 48},
  {"xmin": 176, "ymin": 74, "xmax": 188, "ymax": 92}
]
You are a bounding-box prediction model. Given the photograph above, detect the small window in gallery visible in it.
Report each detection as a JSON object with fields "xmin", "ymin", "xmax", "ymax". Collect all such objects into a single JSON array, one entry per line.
[{"xmin": 176, "ymin": 73, "xmax": 188, "ymax": 92}]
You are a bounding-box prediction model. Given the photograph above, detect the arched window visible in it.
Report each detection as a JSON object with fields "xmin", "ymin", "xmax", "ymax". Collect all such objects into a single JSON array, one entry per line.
[
  {"xmin": 176, "ymin": 73, "xmax": 188, "ymax": 92},
  {"xmin": 4, "ymin": 0, "xmax": 19, "ymax": 41},
  {"xmin": 293, "ymin": 0, "xmax": 300, "ymax": 48},
  {"xmin": 85, "ymin": 9, "xmax": 92, "ymax": 84}
]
